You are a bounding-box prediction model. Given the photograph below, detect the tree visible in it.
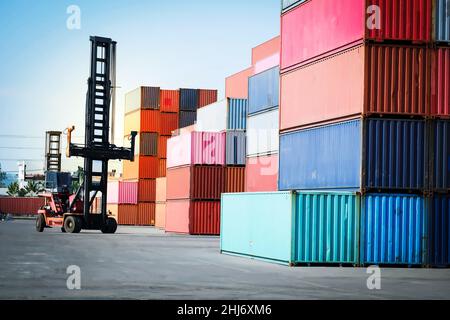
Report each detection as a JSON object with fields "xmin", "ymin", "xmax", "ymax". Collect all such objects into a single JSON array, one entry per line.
[
  {"xmin": 71, "ymin": 166, "xmax": 84, "ymax": 192},
  {"xmin": 7, "ymin": 182, "xmax": 20, "ymax": 197},
  {"xmin": 0, "ymin": 164, "xmax": 6, "ymax": 188},
  {"xmin": 24, "ymin": 180, "xmax": 44, "ymax": 196}
]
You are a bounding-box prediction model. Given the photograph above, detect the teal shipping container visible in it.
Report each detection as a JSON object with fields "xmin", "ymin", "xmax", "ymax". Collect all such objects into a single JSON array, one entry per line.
[{"xmin": 220, "ymin": 191, "xmax": 359, "ymax": 265}]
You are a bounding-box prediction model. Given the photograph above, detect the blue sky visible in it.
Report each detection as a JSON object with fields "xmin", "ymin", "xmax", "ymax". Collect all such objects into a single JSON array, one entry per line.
[{"xmin": 0, "ymin": 0, "xmax": 280, "ymax": 173}]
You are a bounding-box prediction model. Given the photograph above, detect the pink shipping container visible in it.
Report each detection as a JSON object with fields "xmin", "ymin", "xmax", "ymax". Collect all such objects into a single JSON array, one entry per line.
[
  {"xmin": 252, "ymin": 36, "xmax": 280, "ymax": 66},
  {"xmin": 245, "ymin": 154, "xmax": 278, "ymax": 192},
  {"xmin": 281, "ymin": 0, "xmax": 432, "ymax": 71},
  {"xmin": 106, "ymin": 181, "xmax": 138, "ymax": 204},
  {"xmin": 167, "ymin": 131, "xmax": 226, "ymax": 169},
  {"xmin": 155, "ymin": 177, "xmax": 166, "ymax": 202},
  {"xmin": 0, "ymin": 197, "xmax": 44, "ymax": 215},
  {"xmin": 155, "ymin": 202, "xmax": 166, "ymax": 229},
  {"xmin": 431, "ymin": 47, "xmax": 450, "ymax": 118},
  {"xmin": 225, "ymin": 67, "xmax": 254, "ymax": 99},
  {"xmin": 165, "ymin": 199, "xmax": 220, "ymax": 235}
]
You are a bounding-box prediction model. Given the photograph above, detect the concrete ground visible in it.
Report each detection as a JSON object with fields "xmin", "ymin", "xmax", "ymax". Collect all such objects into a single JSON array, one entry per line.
[{"xmin": 0, "ymin": 219, "xmax": 449, "ymax": 300}]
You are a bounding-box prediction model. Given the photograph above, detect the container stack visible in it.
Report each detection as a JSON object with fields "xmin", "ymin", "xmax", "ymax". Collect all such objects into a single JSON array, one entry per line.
[
  {"xmin": 221, "ymin": 0, "xmax": 450, "ymax": 267},
  {"xmin": 165, "ymin": 131, "xmax": 226, "ymax": 235},
  {"xmin": 119, "ymin": 86, "xmax": 217, "ymax": 226},
  {"xmin": 106, "ymin": 180, "xmax": 139, "ymax": 225},
  {"xmin": 155, "ymin": 177, "xmax": 166, "ymax": 229}
]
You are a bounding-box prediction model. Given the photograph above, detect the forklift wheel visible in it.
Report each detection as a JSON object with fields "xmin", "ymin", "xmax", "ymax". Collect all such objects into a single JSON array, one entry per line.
[
  {"xmin": 64, "ymin": 216, "xmax": 81, "ymax": 234},
  {"xmin": 61, "ymin": 227, "xmax": 66, "ymax": 233},
  {"xmin": 36, "ymin": 214, "xmax": 45, "ymax": 232},
  {"xmin": 101, "ymin": 218, "xmax": 117, "ymax": 234}
]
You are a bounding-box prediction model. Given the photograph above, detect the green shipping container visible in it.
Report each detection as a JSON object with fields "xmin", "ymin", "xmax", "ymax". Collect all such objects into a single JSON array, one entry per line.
[{"xmin": 220, "ymin": 191, "xmax": 359, "ymax": 265}]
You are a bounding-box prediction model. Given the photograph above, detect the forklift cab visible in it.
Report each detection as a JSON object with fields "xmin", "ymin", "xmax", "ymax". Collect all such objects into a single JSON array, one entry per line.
[{"xmin": 44, "ymin": 171, "xmax": 73, "ymax": 194}]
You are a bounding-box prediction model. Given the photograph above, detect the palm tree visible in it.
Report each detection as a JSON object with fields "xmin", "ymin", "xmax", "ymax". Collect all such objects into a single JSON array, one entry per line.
[
  {"xmin": 24, "ymin": 180, "xmax": 44, "ymax": 196},
  {"xmin": 6, "ymin": 182, "xmax": 20, "ymax": 197}
]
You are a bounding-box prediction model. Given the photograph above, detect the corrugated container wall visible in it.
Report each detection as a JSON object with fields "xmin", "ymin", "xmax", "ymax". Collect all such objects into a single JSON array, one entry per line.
[
  {"xmin": 281, "ymin": 0, "xmax": 432, "ymax": 70},
  {"xmin": 279, "ymin": 119, "xmax": 427, "ymax": 191},
  {"xmin": 434, "ymin": 0, "xmax": 450, "ymax": 43},
  {"xmin": 138, "ymin": 202, "xmax": 155, "ymax": 226},
  {"xmin": 138, "ymin": 179, "xmax": 156, "ymax": 202},
  {"xmin": 225, "ymin": 67, "xmax": 253, "ymax": 99},
  {"xmin": 179, "ymin": 111, "xmax": 197, "ymax": 128},
  {"xmin": 430, "ymin": 120, "xmax": 450, "ymax": 191},
  {"xmin": 245, "ymin": 154, "xmax": 278, "ymax": 192},
  {"xmin": 198, "ymin": 89, "xmax": 218, "ymax": 108},
  {"xmin": 429, "ymin": 195, "xmax": 450, "ymax": 266},
  {"xmin": 179, "ymin": 89, "xmax": 199, "ymax": 111},
  {"xmin": 247, "ymin": 109, "xmax": 279, "ymax": 156},
  {"xmin": 248, "ymin": 66, "xmax": 279, "ymax": 115},
  {"xmin": 125, "ymin": 87, "xmax": 160, "ymax": 113},
  {"xmin": 140, "ymin": 133, "xmax": 158, "ymax": 156},
  {"xmin": 159, "ymin": 89, "xmax": 179, "ymax": 113},
  {"xmin": 226, "ymin": 131, "xmax": 246, "ymax": 166},
  {"xmin": 227, "ymin": 99, "xmax": 248, "ymax": 130},
  {"xmin": 361, "ymin": 194, "xmax": 426, "ymax": 265},
  {"xmin": 155, "ymin": 203, "xmax": 166, "ymax": 229},
  {"xmin": 0, "ymin": 197, "xmax": 45, "ymax": 215},
  {"xmin": 431, "ymin": 47, "xmax": 450, "ymax": 117},
  {"xmin": 280, "ymin": 44, "xmax": 432, "ymax": 131},
  {"xmin": 116, "ymin": 204, "xmax": 138, "ymax": 226},
  {"xmin": 158, "ymin": 159, "xmax": 167, "ymax": 177},
  {"xmin": 155, "ymin": 177, "xmax": 166, "ymax": 203},
  {"xmin": 160, "ymin": 113, "xmax": 179, "ymax": 136},
  {"xmin": 107, "ymin": 181, "xmax": 138, "ymax": 204},
  {"xmin": 225, "ymin": 167, "xmax": 245, "ymax": 193},
  {"xmin": 158, "ymin": 135, "xmax": 169, "ymax": 159},
  {"xmin": 196, "ymin": 100, "xmax": 227, "ymax": 132},
  {"xmin": 140, "ymin": 110, "xmax": 161, "ymax": 132}
]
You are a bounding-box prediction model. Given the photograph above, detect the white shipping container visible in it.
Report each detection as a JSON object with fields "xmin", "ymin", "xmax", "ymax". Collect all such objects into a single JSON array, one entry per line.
[
  {"xmin": 246, "ymin": 108, "xmax": 279, "ymax": 157},
  {"xmin": 196, "ymin": 99, "xmax": 227, "ymax": 132},
  {"xmin": 125, "ymin": 88, "xmax": 141, "ymax": 114}
]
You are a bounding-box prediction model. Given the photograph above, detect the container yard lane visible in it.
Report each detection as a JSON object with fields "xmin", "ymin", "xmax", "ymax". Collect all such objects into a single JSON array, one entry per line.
[{"xmin": 1, "ymin": 219, "xmax": 450, "ymax": 300}]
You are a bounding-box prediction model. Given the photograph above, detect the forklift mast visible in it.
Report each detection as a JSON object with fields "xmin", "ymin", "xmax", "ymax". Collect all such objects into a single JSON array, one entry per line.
[
  {"xmin": 44, "ymin": 131, "xmax": 62, "ymax": 172},
  {"xmin": 67, "ymin": 36, "xmax": 136, "ymax": 225}
]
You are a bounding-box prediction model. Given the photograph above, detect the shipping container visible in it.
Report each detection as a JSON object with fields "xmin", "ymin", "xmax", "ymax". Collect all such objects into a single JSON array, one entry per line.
[
  {"xmin": 252, "ymin": 36, "xmax": 280, "ymax": 66},
  {"xmin": 124, "ymin": 109, "xmax": 161, "ymax": 134},
  {"xmin": 125, "ymin": 86, "xmax": 160, "ymax": 113},
  {"xmin": 226, "ymin": 131, "xmax": 246, "ymax": 166},
  {"xmin": 428, "ymin": 194, "xmax": 450, "ymax": 266},
  {"xmin": 254, "ymin": 53, "xmax": 280, "ymax": 75},
  {"xmin": 279, "ymin": 118, "xmax": 427, "ymax": 191},
  {"xmin": 166, "ymin": 166, "xmax": 225, "ymax": 200},
  {"xmin": 245, "ymin": 154, "xmax": 278, "ymax": 192},
  {"xmin": 155, "ymin": 202, "xmax": 166, "ymax": 229},
  {"xmin": 140, "ymin": 132, "xmax": 158, "ymax": 156},
  {"xmin": 430, "ymin": 120, "xmax": 450, "ymax": 192},
  {"xmin": 431, "ymin": 47, "xmax": 450, "ymax": 117},
  {"xmin": 167, "ymin": 131, "xmax": 226, "ymax": 168},
  {"xmin": 434, "ymin": 0, "xmax": 450, "ymax": 43},
  {"xmin": 155, "ymin": 177, "xmax": 166, "ymax": 203},
  {"xmin": 361, "ymin": 194, "xmax": 427, "ymax": 265},
  {"xmin": 160, "ymin": 113, "xmax": 179, "ymax": 136},
  {"xmin": 138, "ymin": 179, "xmax": 156, "ymax": 202},
  {"xmin": 158, "ymin": 158, "xmax": 167, "ymax": 177},
  {"xmin": 108, "ymin": 204, "xmax": 138, "ymax": 225},
  {"xmin": 123, "ymin": 156, "xmax": 159, "ymax": 180},
  {"xmin": 179, "ymin": 111, "xmax": 197, "ymax": 128},
  {"xmin": 225, "ymin": 167, "xmax": 245, "ymax": 193},
  {"xmin": 196, "ymin": 100, "xmax": 227, "ymax": 132},
  {"xmin": 0, "ymin": 197, "xmax": 44, "ymax": 215},
  {"xmin": 166, "ymin": 199, "xmax": 220, "ymax": 235},
  {"xmin": 107, "ymin": 181, "xmax": 138, "ymax": 204},
  {"xmin": 138, "ymin": 202, "xmax": 155, "ymax": 226},
  {"xmin": 281, "ymin": 0, "xmax": 432, "ymax": 70},
  {"xmin": 160, "ymin": 89, "xmax": 179, "ymax": 113},
  {"xmin": 198, "ymin": 89, "xmax": 218, "ymax": 108},
  {"xmin": 247, "ymin": 109, "xmax": 279, "ymax": 156},
  {"xmin": 227, "ymin": 98, "xmax": 248, "ymax": 130},
  {"xmin": 248, "ymin": 66, "xmax": 279, "ymax": 115},
  {"xmin": 281, "ymin": 0, "xmax": 306, "ymax": 13},
  {"xmin": 179, "ymin": 88, "xmax": 199, "ymax": 111},
  {"xmin": 158, "ymin": 135, "xmax": 169, "ymax": 159},
  {"xmin": 225, "ymin": 67, "xmax": 253, "ymax": 99},
  {"xmin": 280, "ymin": 44, "xmax": 432, "ymax": 131}
]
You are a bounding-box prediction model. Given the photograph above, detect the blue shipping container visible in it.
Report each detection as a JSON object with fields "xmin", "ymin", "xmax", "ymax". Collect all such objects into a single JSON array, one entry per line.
[
  {"xmin": 361, "ymin": 194, "xmax": 427, "ymax": 265},
  {"xmin": 227, "ymin": 98, "xmax": 248, "ymax": 130},
  {"xmin": 279, "ymin": 118, "xmax": 427, "ymax": 191},
  {"xmin": 435, "ymin": 0, "xmax": 450, "ymax": 43},
  {"xmin": 248, "ymin": 66, "xmax": 279, "ymax": 115},
  {"xmin": 179, "ymin": 88, "xmax": 199, "ymax": 111},
  {"xmin": 431, "ymin": 120, "xmax": 450, "ymax": 192},
  {"xmin": 429, "ymin": 195, "xmax": 450, "ymax": 266},
  {"xmin": 281, "ymin": 0, "xmax": 307, "ymax": 12},
  {"xmin": 226, "ymin": 131, "xmax": 246, "ymax": 166}
]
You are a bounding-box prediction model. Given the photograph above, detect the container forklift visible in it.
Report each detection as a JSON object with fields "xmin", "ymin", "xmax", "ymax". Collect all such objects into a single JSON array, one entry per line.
[{"xmin": 36, "ymin": 36, "xmax": 137, "ymax": 234}]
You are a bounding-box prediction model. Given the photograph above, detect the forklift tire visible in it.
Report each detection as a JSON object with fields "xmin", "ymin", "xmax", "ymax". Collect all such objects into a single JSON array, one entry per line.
[
  {"xmin": 36, "ymin": 214, "xmax": 45, "ymax": 232},
  {"xmin": 61, "ymin": 227, "xmax": 66, "ymax": 233},
  {"xmin": 101, "ymin": 218, "xmax": 117, "ymax": 234},
  {"xmin": 64, "ymin": 216, "xmax": 81, "ymax": 234}
]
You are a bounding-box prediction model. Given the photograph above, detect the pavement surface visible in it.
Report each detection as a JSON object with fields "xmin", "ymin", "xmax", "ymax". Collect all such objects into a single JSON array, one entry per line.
[{"xmin": 0, "ymin": 219, "xmax": 449, "ymax": 300}]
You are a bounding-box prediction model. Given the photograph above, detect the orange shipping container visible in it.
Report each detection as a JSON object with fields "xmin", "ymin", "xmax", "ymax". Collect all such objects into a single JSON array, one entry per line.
[
  {"xmin": 160, "ymin": 90, "xmax": 179, "ymax": 113},
  {"xmin": 138, "ymin": 179, "xmax": 156, "ymax": 202},
  {"xmin": 107, "ymin": 204, "xmax": 138, "ymax": 225},
  {"xmin": 158, "ymin": 159, "xmax": 167, "ymax": 177},
  {"xmin": 160, "ymin": 113, "xmax": 179, "ymax": 136},
  {"xmin": 138, "ymin": 202, "xmax": 155, "ymax": 226},
  {"xmin": 225, "ymin": 67, "xmax": 253, "ymax": 99},
  {"xmin": 123, "ymin": 156, "xmax": 159, "ymax": 180},
  {"xmin": 225, "ymin": 167, "xmax": 245, "ymax": 193},
  {"xmin": 158, "ymin": 135, "xmax": 169, "ymax": 158},
  {"xmin": 198, "ymin": 89, "xmax": 218, "ymax": 108},
  {"xmin": 155, "ymin": 202, "xmax": 166, "ymax": 229},
  {"xmin": 124, "ymin": 109, "xmax": 160, "ymax": 134}
]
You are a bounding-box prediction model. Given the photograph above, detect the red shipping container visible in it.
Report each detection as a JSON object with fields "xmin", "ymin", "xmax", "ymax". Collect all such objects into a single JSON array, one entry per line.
[
  {"xmin": 431, "ymin": 47, "xmax": 450, "ymax": 118},
  {"xmin": 158, "ymin": 158, "xmax": 167, "ymax": 177},
  {"xmin": 281, "ymin": 0, "xmax": 432, "ymax": 71},
  {"xmin": 160, "ymin": 113, "xmax": 179, "ymax": 136},
  {"xmin": 166, "ymin": 166, "xmax": 225, "ymax": 200},
  {"xmin": 141, "ymin": 110, "xmax": 161, "ymax": 132},
  {"xmin": 108, "ymin": 204, "xmax": 138, "ymax": 225},
  {"xmin": 138, "ymin": 179, "xmax": 156, "ymax": 202},
  {"xmin": 245, "ymin": 154, "xmax": 278, "ymax": 192},
  {"xmin": 198, "ymin": 89, "xmax": 218, "ymax": 108},
  {"xmin": 165, "ymin": 199, "xmax": 220, "ymax": 235},
  {"xmin": 280, "ymin": 44, "xmax": 431, "ymax": 131},
  {"xmin": 0, "ymin": 197, "xmax": 44, "ymax": 215},
  {"xmin": 225, "ymin": 67, "xmax": 253, "ymax": 99},
  {"xmin": 139, "ymin": 156, "xmax": 160, "ymax": 179},
  {"xmin": 158, "ymin": 135, "xmax": 170, "ymax": 158},
  {"xmin": 225, "ymin": 167, "xmax": 245, "ymax": 193},
  {"xmin": 160, "ymin": 90, "xmax": 179, "ymax": 113},
  {"xmin": 138, "ymin": 202, "xmax": 155, "ymax": 226}
]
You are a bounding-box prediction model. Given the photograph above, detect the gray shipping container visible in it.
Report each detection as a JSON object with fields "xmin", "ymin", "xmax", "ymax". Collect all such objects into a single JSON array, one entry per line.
[
  {"xmin": 140, "ymin": 132, "xmax": 158, "ymax": 156},
  {"xmin": 226, "ymin": 131, "xmax": 246, "ymax": 166},
  {"xmin": 179, "ymin": 111, "xmax": 197, "ymax": 128}
]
